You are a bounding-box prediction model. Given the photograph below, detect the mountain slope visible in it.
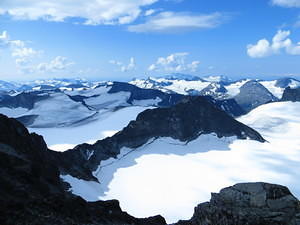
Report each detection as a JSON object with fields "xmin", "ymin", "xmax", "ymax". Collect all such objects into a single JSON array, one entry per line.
[
  {"xmin": 234, "ymin": 80, "xmax": 277, "ymax": 112},
  {"xmin": 56, "ymin": 96, "xmax": 264, "ymax": 183},
  {"xmin": 63, "ymin": 101, "xmax": 300, "ymax": 223},
  {"xmin": 0, "ymin": 114, "xmax": 166, "ymax": 225},
  {"xmin": 281, "ymin": 87, "xmax": 300, "ymax": 102}
]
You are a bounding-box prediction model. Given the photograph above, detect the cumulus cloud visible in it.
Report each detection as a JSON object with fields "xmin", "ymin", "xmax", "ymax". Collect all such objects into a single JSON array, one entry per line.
[
  {"xmin": 128, "ymin": 11, "xmax": 226, "ymax": 33},
  {"xmin": 0, "ymin": 30, "xmax": 42, "ymax": 71},
  {"xmin": 148, "ymin": 53, "xmax": 200, "ymax": 72},
  {"xmin": 110, "ymin": 57, "xmax": 136, "ymax": 72},
  {"xmin": 247, "ymin": 30, "xmax": 300, "ymax": 58},
  {"xmin": 0, "ymin": 0, "xmax": 159, "ymax": 25},
  {"xmin": 271, "ymin": 0, "xmax": 300, "ymax": 7},
  {"xmin": 1, "ymin": 30, "xmax": 74, "ymax": 74},
  {"xmin": 36, "ymin": 56, "xmax": 74, "ymax": 73}
]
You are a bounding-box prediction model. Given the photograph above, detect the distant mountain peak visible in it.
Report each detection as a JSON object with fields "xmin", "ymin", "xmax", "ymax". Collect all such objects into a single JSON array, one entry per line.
[
  {"xmin": 156, "ymin": 73, "xmax": 203, "ymax": 81},
  {"xmin": 203, "ymin": 75, "xmax": 232, "ymax": 83}
]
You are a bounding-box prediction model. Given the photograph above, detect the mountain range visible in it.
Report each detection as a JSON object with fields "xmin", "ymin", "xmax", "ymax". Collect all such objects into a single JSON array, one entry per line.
[{"xmin": 1, "ymin": 74, "xmax": 300, "ymax": 224}]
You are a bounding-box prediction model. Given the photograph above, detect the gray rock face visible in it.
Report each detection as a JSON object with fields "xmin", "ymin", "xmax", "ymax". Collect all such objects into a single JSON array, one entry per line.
[
  {"xmin": 200, "ymin": 83, "xmax": 228, "ymax": 99},
  {"xmin": 176, "ymin": 182, "xmax": 300, "ymax": 225},
  {"xmin": 281, "ymin": 87, "xmax": 300, "ymax": 102},
  {"xmin": 235, "ymin": 80, "xmax": 277, "ymax": 112}
]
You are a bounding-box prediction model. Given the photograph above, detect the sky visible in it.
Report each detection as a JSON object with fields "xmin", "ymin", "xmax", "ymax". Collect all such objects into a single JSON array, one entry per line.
[{"xmin": 1, "ymin": 0, "xmax": 300, "ymax": 81}]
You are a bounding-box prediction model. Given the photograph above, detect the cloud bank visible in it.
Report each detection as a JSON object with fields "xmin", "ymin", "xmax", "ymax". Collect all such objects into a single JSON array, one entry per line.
[
  {"xmin": 247, "ymin": 30, "xmax": 300, "ymax": 58},
  {"xmin": 0, "ymin": 0, "xmax": 159, "ymax": 25}
]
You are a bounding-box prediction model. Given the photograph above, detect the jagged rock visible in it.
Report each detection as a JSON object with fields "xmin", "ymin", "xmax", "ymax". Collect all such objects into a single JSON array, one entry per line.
[
  {"xmin": 281, "ymin": 87, "xmax": 300, "ymax": 102},
  {"xmin": 0, "ymin": 91, "xmax": 50, "ymax": 110},
  {"xmin": 234, "ymin": 80, "xmax": 277, "ymax": 112},
  {"xmin": 0, "ymin": 114, "xmax": 166, "ymax": 225},
  {"xmin": 175, "ymin": 182, "xmax": 300, "ymax": 225}
]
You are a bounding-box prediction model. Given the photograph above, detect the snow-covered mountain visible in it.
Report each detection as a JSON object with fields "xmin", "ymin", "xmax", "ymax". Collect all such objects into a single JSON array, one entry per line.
[
  {"xmin": 61, "ymin": 100, "xmax": 300, "ymax": 223},
  {"xmin": 130, "ymin": 75, "xmax": 300, "ymax": 99}
]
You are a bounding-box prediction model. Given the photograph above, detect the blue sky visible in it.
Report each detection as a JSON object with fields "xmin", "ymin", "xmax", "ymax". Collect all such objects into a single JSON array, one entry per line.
[{"xmin": 1, "ymin": 0, "xmax": 300, "ymax": 81}]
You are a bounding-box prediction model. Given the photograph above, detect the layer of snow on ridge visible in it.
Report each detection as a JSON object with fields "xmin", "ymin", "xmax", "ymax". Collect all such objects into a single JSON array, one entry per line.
[
  {"xmin": 30, "ymin": 106, "xmax": 151, "ymax": 151},
  {"xmin": 65, "ymin": 85, "xmax": 111, "ymax": 97},
  {"xmin": 27, "ymin": 92, "xmax": 94, "ymax": 127},
  {"xmin": 225, "ymin": 79, "xmax": 250, "ymax": 97},
  {"xmin": 84, "ymin": 92, "xmax": 131, "ymax": 110},
  {"xmin": 290, "ymin": 79, "xmax": 300, "ymax": 88},
  {"xmin": 163, "ymin": 80, "xmax": 210, "ymax": 95},
  {"xmin": 0, "ymin": 107, "xmax": 28, "ymax": 117},
  {"xmin": 63, "ymin": 101, "xmax": 300, "ymax": 223},
  {"xmin": 203, "ymin": 75, "xmax": 230, "ymax": 83},
  {"xmin": 131, "ymin": 78, "xmax": 210, "ymax": 94},
  {"xmin": 132, "ymin": 97, "xmax": 162, "ymax": 106},
  {"xmin": 129, "ymin": 79, "xmax": 157, "ymax": 90},
  {"xmin": 60, "ymin": 175, "xmax": 103, "ymax": 202},
  {"xmin": 260, "ymin": 80, "xmax": 283, "ymax": 99}
]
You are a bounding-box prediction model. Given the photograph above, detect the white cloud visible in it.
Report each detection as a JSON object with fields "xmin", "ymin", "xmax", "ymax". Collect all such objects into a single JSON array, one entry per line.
[
  {"xmin": 110, "ymin": 57, "xmax": 137, "ymax": 72},
  {"xmin": 247, "ymin": 30, "xmax": 300, "ymax": 58},
  {"xmin": 128, "ymin": 11, "xmax": 226, "ymax": 33},
  {"xmin": 145, "ymin": 9, "xmax": 157, "ymax": 16},
  {"xmin": 271, "ymin": 0, "xmax": 300, "ymax": 7},
  {"xmin": 0, "ymin": 31, "xmax": 10, "ymax": 47},
  {"xmin": 11, "ymin": 47, "xmax": 39, "ymax": 58},
  {"xmin": 0, "ymin": 0, "xmax": 159, "ymax": 25},
  {"xmin": 0, "ymin": 30, "xmax": 42, "ymax": 71},
  {"xmin": 148, "ymin": 52, "xmax": 200, "ymax": 72},
  {"xmin": 36, "ymin": 56, "xmax": 74, "ymax": 73}
]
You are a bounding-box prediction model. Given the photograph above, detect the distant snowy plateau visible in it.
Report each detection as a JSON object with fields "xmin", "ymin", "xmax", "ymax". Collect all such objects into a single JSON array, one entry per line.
[{"xmin": 0, "ymin": 75, "xmax": 300, "ymax": 223}]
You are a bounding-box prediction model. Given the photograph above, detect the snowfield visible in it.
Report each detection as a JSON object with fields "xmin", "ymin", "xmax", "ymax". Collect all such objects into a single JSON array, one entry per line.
[
  {"xmin": 30, "ymin": 106, "xmax": 150, "ymax": 151},
  {"xmin": 62, "ymin": 101, "xmax": 300, "ymax": 223}
]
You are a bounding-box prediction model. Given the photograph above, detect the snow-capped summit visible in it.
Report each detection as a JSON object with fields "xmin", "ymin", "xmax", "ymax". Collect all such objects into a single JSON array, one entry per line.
[
  {"xmin": 157, "ymin": 73, "xmax": 203, "ymax": 81},
  {"xmin": 203, "ymin": 75, "xmax": 232, "ymax": 83}
]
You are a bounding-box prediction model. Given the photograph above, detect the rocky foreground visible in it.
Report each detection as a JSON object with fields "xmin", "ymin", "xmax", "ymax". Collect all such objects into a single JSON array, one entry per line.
[{"xmin": 176, "ymin": 182, "xmax": 300, "ymax": 225}]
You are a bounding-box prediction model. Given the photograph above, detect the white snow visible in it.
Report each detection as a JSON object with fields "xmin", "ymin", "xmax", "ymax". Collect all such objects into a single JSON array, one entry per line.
[
  {"xmin": 259, "ymin": 80, "xmax": 283, "ymax": 99},
  {"xmin": 132, "ymin": 97, "xmax": 162, "ymax": 106},
  {"xmin": 225, "ymin": 79, "xmax": 250, "ymax": 97},
  {"xmin": 60, "ymin": 175, "xmax": 104, "ymax": 201},
  {"xmin": 0, "ymin": 107, "xmax": 28, "ymax": 117},
  {"xmin": 65, "ymin": 85, "xmax": 111, "ymax": 97},
  {"xmin": 84, "ymin": 91, "xmax": 131, "ymax": 110},
  {"xmin": 27, "ymin": 92, "xmax": 95, "ymax": 127},
  {"xmin": 30, "ymin": 106, "xmax": 150, "ymax": 151},
  {"xmin": 62, "ymin": 101, "xmax": 300, "ymax": 223},
  {"xmin": 130, "ymin": 78, "xmax": 210, "ymax": 95}
]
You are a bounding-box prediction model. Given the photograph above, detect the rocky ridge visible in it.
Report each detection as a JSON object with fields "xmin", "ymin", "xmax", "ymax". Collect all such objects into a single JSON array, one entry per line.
[
  {"xmin": 0, "ymin": 114, "xmax": 166, "ymax": 225},
  {"xmin": 57, "ymin": 96, "xmax": 264, "ymax": 181},
  {"xmin": 175, "ymin": 182, "xmax": 300, "ymax": 225}
]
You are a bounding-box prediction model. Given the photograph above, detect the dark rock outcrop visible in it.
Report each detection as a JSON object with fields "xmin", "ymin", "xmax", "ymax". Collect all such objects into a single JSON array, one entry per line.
[
  {"xmin": 0, "ymin": 91, "xmax": 50, "ymax": 110},
  {"xmin": 281, "ymin": 87, "xmax": 300, "ymax": 102},
  {"xmin": 235, "ymin": 80, "xmax": 277, "ymax": 112},
  {"xmin": 204, "ymin": 96, "xmax": 245, "ymax": 117},
  {"xmin": 59, "ymin": 96, "xmax": 264, "ymax": 181},
  {"xmin": 175, "ymin": 182, "xmax": 300, "ymax": 225},
  {"xmin": 0, "ymin": 114, "xmax": 166, "ymax": 225}
]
